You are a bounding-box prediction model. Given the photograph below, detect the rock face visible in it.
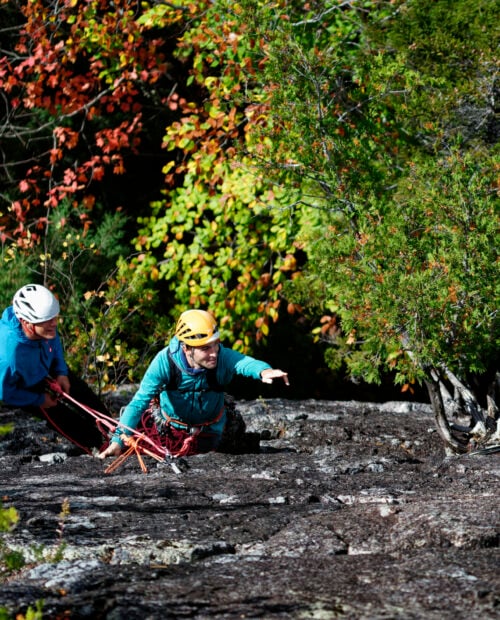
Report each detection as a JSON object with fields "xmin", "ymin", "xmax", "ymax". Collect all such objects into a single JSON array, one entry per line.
[{"xmin": 0, "ymin": 396, "xmax": 498, "ymax": 619}]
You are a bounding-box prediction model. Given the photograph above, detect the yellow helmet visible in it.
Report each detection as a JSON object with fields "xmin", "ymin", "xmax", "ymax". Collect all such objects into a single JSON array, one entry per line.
[{"xmin": 175, "ymin": 310, "xmax": 220, "ymax": 346}]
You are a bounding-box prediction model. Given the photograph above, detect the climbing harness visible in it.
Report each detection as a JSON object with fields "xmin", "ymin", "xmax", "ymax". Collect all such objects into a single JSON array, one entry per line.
[{"xmin": 139, "ymin": 396, "xmax": 224, "ymax": 458}]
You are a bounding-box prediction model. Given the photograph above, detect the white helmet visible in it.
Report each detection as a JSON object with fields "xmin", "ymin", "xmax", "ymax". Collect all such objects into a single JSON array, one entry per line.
[{"xmin": 13, "ymin": 284, "xmax": 60, "ymax": 323}]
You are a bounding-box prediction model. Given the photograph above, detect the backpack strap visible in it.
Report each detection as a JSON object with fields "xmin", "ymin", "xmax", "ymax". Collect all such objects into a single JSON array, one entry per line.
[{"xmin": 165, "ymin": 349, "xmax": 224, "ymax": 393}]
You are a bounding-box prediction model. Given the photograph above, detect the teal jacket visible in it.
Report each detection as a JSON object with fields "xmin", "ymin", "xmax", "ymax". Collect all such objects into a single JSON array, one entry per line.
[{"xmin": 113, "ymin": 337, "xmax": 271, "ymax": 446}]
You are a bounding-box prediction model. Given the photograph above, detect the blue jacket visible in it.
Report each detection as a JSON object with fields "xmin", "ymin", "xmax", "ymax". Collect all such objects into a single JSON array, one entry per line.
[
  {"xmin": 0, "ymin": 306, "xmax": 68, "ymax": 407},
  {"xmin": 114, "ymin": 336, "xmax": 271, "ymax": 445}
]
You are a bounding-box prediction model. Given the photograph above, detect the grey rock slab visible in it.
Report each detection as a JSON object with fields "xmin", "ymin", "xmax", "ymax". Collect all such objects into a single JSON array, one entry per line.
[{"xmin": 0, "ymin": 398, "xmax": 498, "ymax": 619}]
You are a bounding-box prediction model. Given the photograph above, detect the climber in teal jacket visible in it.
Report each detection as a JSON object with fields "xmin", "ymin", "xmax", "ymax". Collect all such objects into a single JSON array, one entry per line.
[{"xmin": 99, "ymin": 309, "xmax": 289, "ymax": 459}]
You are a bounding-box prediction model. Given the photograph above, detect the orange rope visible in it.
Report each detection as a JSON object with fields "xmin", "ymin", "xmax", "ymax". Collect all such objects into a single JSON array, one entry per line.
[
  {"xmin": 45, "ymin": 379, "xmax": 172, "ymax": 474},
  {"xmin": 104, "ymin": 433, "xmax": 167, "ymax": 474},
  {"xmin": 44, "ymin": 379, "xmax": 224, "ymax": 475}
]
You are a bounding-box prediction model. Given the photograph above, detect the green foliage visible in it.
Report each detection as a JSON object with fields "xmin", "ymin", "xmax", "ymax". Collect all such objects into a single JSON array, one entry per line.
[
  {"xmin": 1, "ymin": 201, "xmax": 169, "ymax": 389},
  {"xmin": 368, "ymin": 0, "xmax": 500, "ymax": 146},
  {"xmin": 393, "ymin": 152, "xmax": 498, "ymax": 374},
  {"xmin": 0, "ymin": 502, "xmax": 24, "ymax": 579},
  {"xmin": 243, "ymin": 0, "xmax": 406, "ymax": 200},
  {"xmin": 1, "ymin": 138, "xmax": 131, "ymax": 308},
  {"xmin": 0, "ymin": 424, "xmax": 14, "ymax": 439},
  {"xmin": 236, "ymin": 0, "xmax": 499, "ymax": 388},
  {"xmin": 0, "ymin": 245, "xmax": 35, "ymax": 312},
  {"xmin": 1, "ymin": 0, "xmax": 497, "ymax": 394},
  {"xmin": 270, "ymin": 2, "xmax": 499, "ymax": 383},
  {"xmin": 380, "ymin": 0, "xmax": 497, "ymax": 80},
  {"xmin": 294, "ymin": 150, "xmax": 499, "ymax": 384},
  {"xmin": 133, "ymin": 0, "xmax": 305, "ymax": 352},
  {"xmin": 135, "ymin": 158, "xmax": 301, "ymax": 351},
  {"xmin": 0, "ymin": 504, "xmax": 18, "ymax": 533},
  {"xmin": 0, "ymin": 593, "xmax": 43, "ymax": 618},
  {"xmin": 0, "ymin": 545, "xmax": 25, "ymax": 574},
  {"xmin": 0, "ymin": 603, "xmax": 44, "ymax": 620},
  {"xmin": 62, "ymin": 257, "xmax": 171, "ymax": 388}
]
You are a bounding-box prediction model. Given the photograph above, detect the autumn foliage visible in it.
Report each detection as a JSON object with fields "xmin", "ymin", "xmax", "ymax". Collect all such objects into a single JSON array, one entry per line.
[
  {"xmin": 0, "ymin": 0, "xmax": 167, "ymax": 243},
  {"xmin": 0, "ymin": 0, "xmax": 498, "ymax": 445}
]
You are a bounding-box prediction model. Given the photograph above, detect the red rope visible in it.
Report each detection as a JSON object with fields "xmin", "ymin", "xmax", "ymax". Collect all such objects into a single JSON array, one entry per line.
[
  {"xmin": 44, "ymin": 380, "xmax": 174, "ymax": 473},
  {"xmin": 40, "ymin": 406, "xmax": 94, "ymax": 455},
  {"xmin": 139, "ymin": 406, "xmax": 222, "ymax": 459},
  {"xmin": 45, "ymin": 380, "xmax": 223, "ymax": 473}
]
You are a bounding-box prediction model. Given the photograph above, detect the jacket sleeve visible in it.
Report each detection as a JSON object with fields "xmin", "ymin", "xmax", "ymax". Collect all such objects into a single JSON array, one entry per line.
[
  {"xmin": 0, "ymin": 366, "xmax": 45, "ymax": 407},
  {"xmin": 218, "ymin": 346, "xmax": 271, "ymax": 383},
  {"xmin": 112, "ymin": 348, "xmax": 172, "ymax": 446}
]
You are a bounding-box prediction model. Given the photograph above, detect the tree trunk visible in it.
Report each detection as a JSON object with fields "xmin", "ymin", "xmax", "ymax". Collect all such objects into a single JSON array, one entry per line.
[
  {"xmin": 425, "ymin": 369, "xmax": 500, "ymax": 454},
  {"xmin": 425, "ymin": 377, "xmax": 468, "ymax": 454}
]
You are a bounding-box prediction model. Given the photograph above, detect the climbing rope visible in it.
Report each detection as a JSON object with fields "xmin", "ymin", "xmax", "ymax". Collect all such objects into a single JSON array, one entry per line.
[
  {"xmin": 44, "ymin": 379, "xmax": 179, "ymax": 474},
  {"xmin": 103, "ymin": 434, "xmax": 159, "ymax": 474}
]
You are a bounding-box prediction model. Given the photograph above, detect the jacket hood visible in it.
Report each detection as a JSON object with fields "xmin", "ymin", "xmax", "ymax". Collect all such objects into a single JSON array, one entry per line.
[
  {"xmin": 1, "ymin": 306, "xmax": 32, "ymax": 344},
  {"xmin": 168, "ymin": 336, "xmax": 208, "ymax": 377}
]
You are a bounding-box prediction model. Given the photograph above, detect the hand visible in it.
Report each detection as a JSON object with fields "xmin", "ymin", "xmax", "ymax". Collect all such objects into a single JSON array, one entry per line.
[
  {"xmin": 260, "ymin": 368, "xmax": 289, "ymax": 386},
  {"xmin": 98, "ymin": 442, "xmax": 122, "ymax": 459},
  {"xmin": 42, "ymin": 392, "xmax": 59, "ymax": 408},
  {"xmin": 55, "ymin": 375, "xmax": 70, "ymax": 394}
]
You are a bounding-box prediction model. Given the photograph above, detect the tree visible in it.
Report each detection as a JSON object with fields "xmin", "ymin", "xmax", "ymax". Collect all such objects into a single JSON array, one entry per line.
[
  {"xmin": 0, "ymin": 0, "xmax": 186, "ymax": 387},
  {"xmin": 234, "ymin": 0, "xmax": 499, "ymax": 452},
  {"xmin": 297, "ymin": 149, "xmax": 499, "ymax": 452},
  {"xmin": 0, "ymin": 0, "xmax": 171, "ymax": 242},
  {"xmin": 131, "ymin": 0, "xmax": 305, "ymax": 350},
  {"xmin": 1, "ymin": 0, "xmax": 304, "ymax": 366}
]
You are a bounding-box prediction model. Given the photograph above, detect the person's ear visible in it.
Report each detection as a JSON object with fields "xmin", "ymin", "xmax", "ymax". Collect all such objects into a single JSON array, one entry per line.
[{"xmin": 20, "ymin": 318, "xmax": 34, "ymax": 335}]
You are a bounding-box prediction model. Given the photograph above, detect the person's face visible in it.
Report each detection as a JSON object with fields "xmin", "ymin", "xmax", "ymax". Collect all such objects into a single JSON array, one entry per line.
[
  {"xmin": 184, "ymin": 340, "xmax": 220, "ymax": 370},
  {"xmin": 22, "ymin": 316, "xmax": 59, "ymax": 340}
]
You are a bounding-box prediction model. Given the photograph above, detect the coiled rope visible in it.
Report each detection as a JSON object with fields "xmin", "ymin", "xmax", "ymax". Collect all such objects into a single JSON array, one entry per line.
[{"xmin": 44, "ymin": 379, "xmax": 182, "ymax": 474}]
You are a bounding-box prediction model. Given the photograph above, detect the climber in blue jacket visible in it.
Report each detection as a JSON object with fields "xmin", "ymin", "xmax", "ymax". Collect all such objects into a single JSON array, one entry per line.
[
  {"xmin": 0, "ymin": 284, "xmax": 108, "ymax": 453},
  {"xmin": 99, "ymin": 309, "xmax": 289, "ymax": 459}
]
